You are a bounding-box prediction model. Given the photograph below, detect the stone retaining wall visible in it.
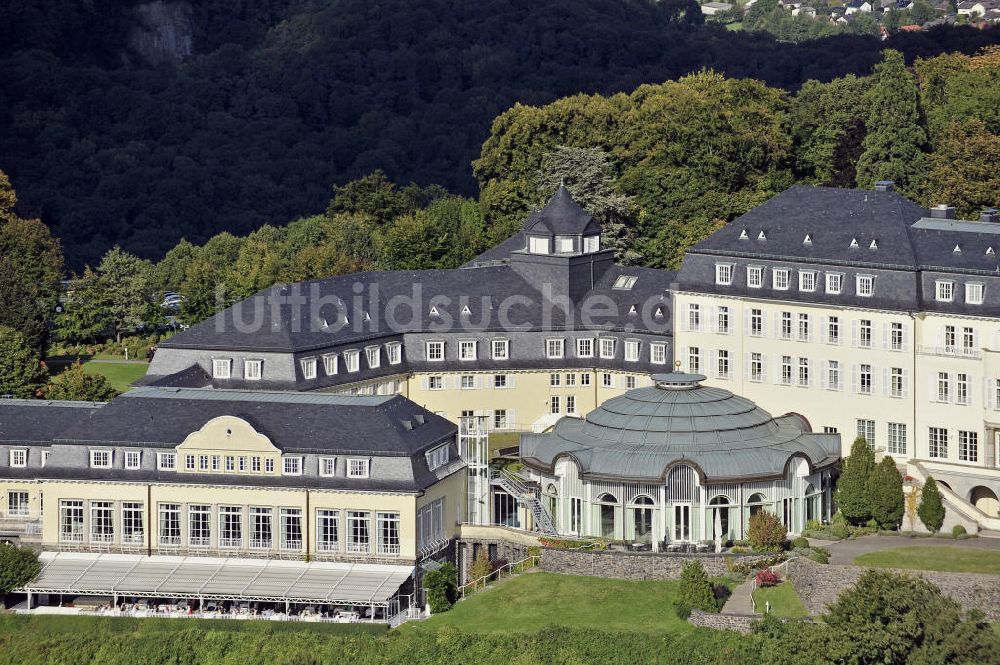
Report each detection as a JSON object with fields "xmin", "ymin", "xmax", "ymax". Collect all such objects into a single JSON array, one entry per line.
[
  {"xmin": 540, "ymin": 547, "xmax": 777, "ymax": 580},
  {"xmin": 784, "ymin": 557, "xmax": 1000, "ymax": 621},
  {"xmin": 688, "ymin": 609, "xmax": 755, "ymax": 633}
]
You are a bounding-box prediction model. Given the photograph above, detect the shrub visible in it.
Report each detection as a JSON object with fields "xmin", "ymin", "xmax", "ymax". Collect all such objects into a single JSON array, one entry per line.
[
  {"xmin": 468, "ymin": 549, "xmax": 492, "ymax": 585},
  {"xmin": 754, "ymin": 568, "xmax": 780, "ymax": 587},
  {"xmin": 729, "ymin": 545, "xmax": 752, "ymax": 554},
  {"xmin": 678, "ymin": 560, "xmax": 719, "ymax": 613},
  {"xmin": 952, "ymin": 524, "xmax": 967, "ymax": 538},
  {"xmin": 748, "ymin": 511, "xmax": 787, "ymax": 552},
  {"xmin": 424, "ymin": 562, "xmax": 458, "ymax": 613},
  {"xmin": 808, "ymin": 547, "xmax": 830, "ymax": 564},
  {"xmin": 805, "ymin": 519, "xmax": 823, "ymax": 531},
  {"xmin": 726, "ymin": 553, "xmax": 787, "ymax": 575},
  {"xmin": 918, "ymin": 476, "xmax": 945, "ymax": 533},
  {"xmin": 0, "ymin": 543, "xmax": 40, "ymax": 594},
  {"xmin": 791, "ymin": 537, "xmax": 809, "ymax": 549}
]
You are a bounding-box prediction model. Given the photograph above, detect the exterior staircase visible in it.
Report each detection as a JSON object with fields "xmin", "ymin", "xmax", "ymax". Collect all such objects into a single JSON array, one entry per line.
[
  {"xmin": 908, "ymin": 462, "xmax": 1000, "ymax": 533},
  {"xmin": 490, "ymin": 469, "xmax": 558, "ymax": 536}
]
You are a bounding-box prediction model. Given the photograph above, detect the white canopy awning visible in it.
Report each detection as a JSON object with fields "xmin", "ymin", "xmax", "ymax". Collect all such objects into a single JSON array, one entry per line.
[{"xmin": 20, "ymin": 552, "xmax": 413, "ymax": 606}]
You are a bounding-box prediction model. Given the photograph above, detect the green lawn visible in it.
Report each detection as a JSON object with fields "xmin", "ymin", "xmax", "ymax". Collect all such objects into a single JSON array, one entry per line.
[
  {"xmin": 406, "ymin": 572, "xmax": 691, "ymax": 634},
  {"xmin": 752, "ymin": 582, "xmax": 808, "ymax": 619},
  {"xmin": 854, "ymin": 546, "xmax": 1000, "ymax": 575},
  {"xmin": 48, "ymin": 360, "xmax": 149, "ymax": 393}
]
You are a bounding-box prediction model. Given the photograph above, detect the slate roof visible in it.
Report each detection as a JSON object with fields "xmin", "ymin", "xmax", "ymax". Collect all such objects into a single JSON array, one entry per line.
[
  {"xmin": 8, "ymin": 387, "xmax": 455, "ymax": 455},
  {"xmin": 0, "ymin": 400, "xmax": 104, "ymax": 444},
  {"xmin": 520, "ymin": 373, "xmax": 840, "ymax": 482},
  {"xmin": 523, "ymin": 185, "xmax": 602, "ymax": 237}
]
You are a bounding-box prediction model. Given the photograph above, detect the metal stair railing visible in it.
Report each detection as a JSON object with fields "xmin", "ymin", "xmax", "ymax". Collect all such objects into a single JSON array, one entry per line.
[{"xmin": 490, "ymin": 469, "xmax": 557, "ymax": 535}]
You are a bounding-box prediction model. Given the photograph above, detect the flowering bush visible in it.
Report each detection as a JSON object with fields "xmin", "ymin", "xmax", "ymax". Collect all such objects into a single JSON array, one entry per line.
[{"xmin": 754, "ymin": 568, "xmax": 780, "ymax": 588}]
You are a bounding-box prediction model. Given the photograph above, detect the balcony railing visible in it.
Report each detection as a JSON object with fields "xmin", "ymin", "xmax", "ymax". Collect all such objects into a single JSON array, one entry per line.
[{"xmin": 917, "ymin": 345, "xmax": 981, "ymax": 359}]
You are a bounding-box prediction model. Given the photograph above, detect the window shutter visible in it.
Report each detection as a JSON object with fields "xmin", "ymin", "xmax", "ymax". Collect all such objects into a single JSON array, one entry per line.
[
  {"xmin": 902, "ymin": 326, "xmax": 910, "ymax": 351},
  {"xmin": 819, "ymin": 317, "xmax": 827, "ymax": 344},
  {"xmin": 509, "ymin": 374, "xmax": 516, "ymax": 389},
  {"xmin": 851, "ymin": 321, "xmax": 858, "ymax": 347},
  {"xmin": 882, "ymin": 368, "xmax": 889, "ymax": 396},
  {"xmin": 928, "ymin": 374, "xmax": 936, "ymax": 402},
  {"xmin": 773, "ymin": 312, "xmax": 781, "ymax": 337},
  {"xmin": 743, "ymin": 353, "xmax": 750, "ymax": 380},
  {"xmin": 985, "ymin": 378, "xmax": 993, "ymax": 410},
  {"xmin": 508, "ymin": 409, "xmax": 515, "ymax": 430},
  {"xmin": 820, "ymin": 366, "xmax": 827, "ymax": 390},
  {"xmin": 760, "ymin": 356, "xmax": 769, "ymax": 383},
  {"xmin": 773, "ymin": 358, "xmax": 782, "ymax": 385},
  {"xmin": 421, "ymin": 376, "xmax": 429, "ymax": 390},
  {"xmin": 744, "ymin": 312, "xmax": 751, "ymax": 336},
  {"xmin": 761, "ymin": 311, "xmax": 769, "ymax": 337},
  {"xmin": 851, "ymin": 365, "xmax": 859, "ymax": 394},
  {"xmin": 881, "ymin": 324, "xmax": 889, "ymax": 350},
  {"xmin": 902, "ymin": 369, "xmax": 909, "ymax": 398},
  {"xmin": 474, "ymin": 375, "xmax": 482, "ymax": 390}
]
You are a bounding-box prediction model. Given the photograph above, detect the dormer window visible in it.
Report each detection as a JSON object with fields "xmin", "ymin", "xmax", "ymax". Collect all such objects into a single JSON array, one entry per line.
[
  {"xmin": 935, "ymin": 280, "xmax": 954, "ymax": 302},
  {"xmin": 9, "ymin": 449, "xmax": 27, "ymax": 468},
  {"xmin": 344, "ymin": 349, "xmax": 360, "ymax": 372},
  {"xmin": 528, "ymin": 236, "xmax": 550, "ymax": 254},
  {"xmin": 576, "ymin": 338, "xmax": 594, "ymax": 358},
  {"xmin": 323, "ymin": 353, "xmax": 339, "ymax": 375},
  {"xmin": 826, "ymin": 273, "xmax": 843, "ymax": 295},
  {"xmin": 545, "ymin": 338, "xmax": 564, "ymax": 359},
  {"xmin": 747, "ymin": 265, "xmax": 763, "ymax": 289},
  {"xmin": 90, "ymin": 450, "xmax": 113, "ymax": 469},
  {"xmin": 555, "ymin": 235, "xmax": 575, "ymax": 253},
  {"xmin": 492, "ymin": 339, "xmax": 509, "ymax": 360},
  {"xmin": 244, "ymin": 359, "xmax": 262, "ymax": 381},
  {"xmin": 125, "ymin": 451, "xmax": 141, "ymax": 470},
  {"xmin": 385, "ymin": 342, "xmax": 402, "ymax": 365},
  {"xmin": 856, "ymin": 274, "xmax": 874, "ymax": 298},
  {"xmin": 319, "ymin": 457, "xmax": 336, "ymax": 477},
  {"xmin": 613, "ymin": 275, "xmax": 637, "ymax": 290},
  {"xmin": 599, "ymin": 338, "xmax": 616, "ymax": 359},
  {"xmin": 426, "ymin": 445, "xmax": 450, "ymax": 471},
  {"xmin": 300, "ymin": 357, "xmax": 318, "ymax": 380},
  {"xmin": 624, "ymin": 339, "xmax": 640, "ymax": 362},
  {"xmin": 966, "ymin": 282, "xmax": 984, "ymax": 305},
  {"xmin": 583, "ymin": 235, "xmax": 600, "ymax": 253},
  {"xmin": 773, "ymin": 269, "xmax": 790, "ymax": 291},
  {"xmin": 212, "ymin": 358, "xmax": 232, "ymax": 379},
  {"xmin": 715, "ymin": 263, "xmax": 734, "ymax": 286},
  {"xmin": 799, "ymin": 270, "xmax": 817, "ymax": 293},
  {"xmin": 157, "ymin": 453, "xmax": 176, "ymax": 471},
  {"xmin": 459, "ymin": 340, "xmax": 477, "ymax": 361},
  {"xmin": 347, "ymin": 458, "xmax": 370, "ymax": 478},
  {"xmin": 426, "ymin": 341, "xmax": 445, "ymax": 361},
  {"xmin": 282, "ymin": 456, "xmax": 303, "ymax": 476},
  {"xmin": 365, "ymin": 346, "xmax": 380, "ymax": 369}
]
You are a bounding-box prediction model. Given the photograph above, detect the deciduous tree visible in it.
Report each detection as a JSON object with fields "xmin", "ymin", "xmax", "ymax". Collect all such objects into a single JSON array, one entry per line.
[
  {"xmin": 43, "ymin": 361, "xmax": 119, "ymax": 402},
  {"xmin": 0, "ymin": 325, "xmax": 47, "ymax": 398}
]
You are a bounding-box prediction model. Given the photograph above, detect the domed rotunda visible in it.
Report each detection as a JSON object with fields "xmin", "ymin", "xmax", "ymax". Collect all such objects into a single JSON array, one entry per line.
[{"xmin": 519, "ymin": 373, "xmax": 840, "ymax": 546}]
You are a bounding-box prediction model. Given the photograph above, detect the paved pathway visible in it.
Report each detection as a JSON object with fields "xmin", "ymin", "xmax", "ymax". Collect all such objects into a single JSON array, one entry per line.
[
  {"xmin": 720, "ymin": 578, "xmax": 756, "ymax": 615},
  {"xmin": 812, "ymin": 534, "xmax": 1000, "ymax": 566}
]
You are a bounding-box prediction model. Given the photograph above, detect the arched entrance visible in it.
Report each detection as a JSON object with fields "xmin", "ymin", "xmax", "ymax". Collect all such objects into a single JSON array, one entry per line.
[
  {"xmin": 747, "ymin": 493, "xmax": 767, "ymax": 517},
  {"xmin": 543, "ymin": 484, "xmax": 558, "ymax": 530},
  {"xmin": 632, "ymin": 496, "xmax": 654, "ymax": 544},
  {"xmin": 970, "ymin": 486, "xmax": 999, "ymax": 517},
  {"xmin": 666, "ymin": 465, "xmax": 697, "ymax": 542},
  {"xmin": 708, "ymin": 495, "xmax": 730, "ymax": 541},
  {"xmin": 597, "ymin": 493, "xmax": 618, "ymax": 539}
]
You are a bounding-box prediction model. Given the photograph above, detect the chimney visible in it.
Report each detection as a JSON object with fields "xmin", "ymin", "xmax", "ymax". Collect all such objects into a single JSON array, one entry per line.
[
  {"xmin": 980, "ymin": 208, "xmax": 999, "ymax": 224},
  {"xmin": 874, "ymin": 181, "xmax": 894, "ymax": 192},
  {"xmin": 930, "ymin": 204, "xmax": 956, "ymax": 220}
]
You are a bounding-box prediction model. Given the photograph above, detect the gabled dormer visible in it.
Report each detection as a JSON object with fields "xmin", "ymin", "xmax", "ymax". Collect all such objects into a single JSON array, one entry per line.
[{"xmin": 522, "ymin": 185, "xmax": 603, "ymax": 256}]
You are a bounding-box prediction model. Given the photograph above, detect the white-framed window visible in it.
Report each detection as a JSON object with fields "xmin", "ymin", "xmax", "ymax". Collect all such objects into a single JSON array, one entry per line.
[
  {"xmin": 385, "ymin": 342, "xmax": 402, "ymax": 365},
  {"xmin": 365, "ymin": 346, "xmax": 381, "ymax": 369},
  {"xmin": 550, "ymin": 372, "xmax": 561, "ymax": 387},
  {"xmin": 565, "ymin": 372, "xmax": 576, "ymax": 386},
  {"xmin": 556, "ymin": 235, "xmax": 575, "ymax": 253},
  {"xmin": 624, "ymin": 339, "xmax": 640, "ymax": 362},
  {"xmin": 602, "ymin": 372, "xmax": 613, "ymax": 387},
  {"xmin": 613, "ymin": 275, "xmax": 637, "ymax": 290},
  {"xmin": 799, "ymin": 270, "xmax": 816, "ymax": 292},
  {"xmin": 566, "ymin": 395, "xmax": 577, "ymax": 413},
  {"xmin": 198, "ymin": 455, "xmax": 209, "ymax": 471},
  {"xmin": 962, "ymin": 326, "xmax": 975, "ymax": 352},
  {"xmin": 529, "ymin": 236, "xmax": 550, "ymax": 254},
  {"xmin": 323, "ymin": 353, "xmax": 338, "ymax": 375},
  {"xmin": 890, "ymin": 367, "xmax": 905, "ymax": 397},
  {"xmin": 887, "ymin": 423, "xmax": 907, "ymax": 455},
  {"xmin": 8, "ymin": 449, "xmax": 27, "ymax": 468},
  {"xmin": 716, "ymin": 306, "xmax": 730, "ymax": 334},
  {"xmin": 858, "ymin": 319, "xmax": 872, "ymax": 348},
  {"xmin": 459, "ymin": 340, "xmax": 477, "ymax": 361},
  {"xmin": 856, "ymin": 274, "xmax": 874, "ymax": 298},
  {"xmin": 688, "ymin": 347, "xmax": 701, "ymax": 373},
  {"xmin": 889, "ymin": 322, "xmax": 904, "ymax": 350},
  {"xmin": 773, "ymin": 269, "xmax": 790, "ymax": 290},
  {"xmin": 265, "ymin": 458, "xmax": 275, "ymax": 473},
  {"xmin": 41, "ymin": 451, "xmax": 49, "ymax": 467},
  {"xmin": 781, "ymin": 355, "xmax": 793, "ymax": 385},
  {"xmin": 928, "ymin": 427, "xmax": 948, "ymax": 458},
  {"xmin": 90, "ymin": 450, "xmax": 112, "ymax": 469},
  {"xmin": 549, "ymin": 395, "xmax": 561, "ymax": 414},
  {"xmin": 747, "ymin": 265, "xmax": 763, "ymax": 289},
  {"xmin": 59, "ymin": 500, "xmax": 85, "ymax": 543},
  {"xmin": 461, "ymin": 375, "xmax": 476, "ymax": 389},
  {"xmin": 124, "ymin": 451, "xmax": 141, "ymax": 470},
  {"xmin": 347, "ymin": 510, "xmax": 371, "ymax": 554},
  {"xmin": 546, "ymin": 338, "xmax": 565, "ymax": 359},
  {"xmin": 7, "ymin": 491, "xmax": 28, "ymax": 517},
  {"xmin": 157, "ymin": 453, "xmax": 176, "ymax": 471},
  {"xmin": 715, "ymin": 263, "xmax": 734, "ymax": 286},
  {"xmin": 188, "ymin": 504, "xmax": 211, "ymax": 547},
  {"xmin": 427, "ymin": 375, "xmax": 443, "ymax": 390},
  {"xmin": 347, "ymin": 458, "xmax": 370, "ymax": 478},
  {"xmin": 224, "ymin": 455, "xmax": 235, "ymax": 472},
  {"xmin": 959, "ymin": 431, "xmax": 978, "ymax": 462},
  {"xmin": 492, "ymin": 339, "xmax": 509, "ymax": 360},
  {"xmin": 282, "ymin": 456, "xmax": 302, "ymax": 475},
  {"xmin": 798, "ymin": 313, "xmax": 810, "ymax": 341},
  {"xmin": 493, "ymin": 374, "xmax": 508, "ymax": 389},
  {"xmin": 944, "ymin": 325, "xmax": 956, "ymax": 349},
  {"xmin": 750, "ymin": 309, "xmax": 763, "ymax": 336},
  {"xmin": 219, "ymin": 506, "xmax": 243, "ymax": 548},
  {"xmin": 211, "ymin": 455, "xmax": 221, "ymax": 471},
  {"xmin": 300, "ymin": 357, "xmax": 317, "ymax": 380},
  {"xmin": 827, "ymin": 316, "xmax": 840, "ymax": 344},
  {"xmin": 626, "ymin": 376, "xmax": 636, "ymax": 389},
  {"xmin": 212, "ymin": 358, "xmax": 231, "ymax": 379},
  {"xmin": 966, "ymin": 282, "xmax": 984, "ymax": 305},
  {"xmin": 338, "ymin": 349, "xmax": 357, "ymax": 373},
  {"xmin": 244, "ymin": 359, "xmax": 262, "ymax": 381},
  {"xmin": 780, "ymin": 312, "xmax": 793, "ymax": 340},
  {"xmin": 576, "ymin": 338, "xmax": 594, "ymax": 358},
  {"xmin": 858, "ymin": 364, "xmax": 872, "ymax": 394},
  {"xmin": 494, "ymin": 409, "xmax": 509, "ymax": 430},
  {"xmin": 716, "ymin": 350, "xmax": 730, "ymax": 379},
  {"xmin": 857, "ymin": 419, "xmax": 876, "ymax": 448},
  {"xmin": 798, "ymin": 357, "xmax": 810, "ymax": 386},
  {"xmin": 749, "ymin": 352, "xmax": 764, "ymax": 382},
  {"xmin": 319, "ymin": 457, "xmax": 336, "ymax": 477},
  {"xmin": 935, "ymin": 280, "xmax": 954, "ymax": 302},
  {"xmin": 936, "ymin": 372, "xmax": 950, "ymax": 402},
  {"xmin": 651, "ymin": 342, "xmax": 667, "ymax": 365},
  {"xmin": 316, "ymin": 509, "xmax": 339, "ymax": 552},
  {"xmin": 580, "ymin": 372, "xmax": 591, "ymax": 386},
  {"xmin": 426, "ymin": 445, "xmax": 450, "ymax": 471},
  {"xmin": 377, "ymin": 511, "xmax": 401, "ymax": 555},
  {"xmin": 599, "ymin": 338, "xmax": 616, "ymax": 359},
  {"xmin": 957, "ymin": 372, "xmax": 969, "ymax": 405},
  {"xmin": 426, "ymin": 341, "xmax": 445, "ymax": 361},
  {"xmin": 826, "ymin": 273, "xmax": 843, "ymax": 295},
  {"xmin": 687, "ymin": 304, "xmax": 701, "ymax": 331},
  {"xmin": 583, "ymin": 235, "xmax": 600, "ymax": 253},
  {"xmin": 826, "ymin": 360, "xmax": 841, "ymax": 391}
]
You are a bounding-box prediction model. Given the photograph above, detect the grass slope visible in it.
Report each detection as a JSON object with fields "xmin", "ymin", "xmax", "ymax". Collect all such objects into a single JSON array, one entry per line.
[
  {"xmin": 407, "ymin": 572, "xmax": 689, "ymax": 634},
  {"xmin": 48, "ymin": 359, "xmax": 149, "ymax": 393},
  {"xmin": 854, "ymin": 546, "xmax": 1000, "ymax": 575},
  {"xmin": 752, "ymin": 582, "xmax": 808, "ymax": 619}
]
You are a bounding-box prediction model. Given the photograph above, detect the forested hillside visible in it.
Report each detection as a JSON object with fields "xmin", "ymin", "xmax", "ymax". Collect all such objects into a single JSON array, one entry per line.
[{"xmin": 1, "ymin": 0, "xmax": 998, "ymax": 266}]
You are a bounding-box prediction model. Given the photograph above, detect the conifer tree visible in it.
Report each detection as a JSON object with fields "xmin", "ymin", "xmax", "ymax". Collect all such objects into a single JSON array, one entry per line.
[
  {"xmin": 855, "ymin": 50, "xmax": 928, "ymax": 197},
  {"xmin": 918, "ymin": 476, "xmax": 945, "ymax": 533},
  {"xmin": 0, "ymin": 326, "xmax": 47, "ymax": 398},
  {"xmin": 870, "ymin": 457, "xmax": 904, "ymax": 529},
  {"xmin": 678, "ymin": 560, "xmax": 717, "ymax": 612},
  {"xmin": 836, "ymin": 437, "xmax": 876, "ymax": 525}
]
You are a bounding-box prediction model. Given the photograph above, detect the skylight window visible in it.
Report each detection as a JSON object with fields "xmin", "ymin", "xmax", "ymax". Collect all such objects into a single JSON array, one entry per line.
[
  {"xmin": 850, "ymin": 238, "xmax": 859, "ymax": 248},
  {"xmin": 869, "ymin": 239, "xmax": 878, "ymax": 250},
  {"xmin": 803, "ymin": 234, "xmax": 812, "ymax": 245},
  {"xmin": 739, "ymin": 229, "xmax": 749, "ymax": 240},
  {"xmin": 613, "ymin": 275, "xmax": 638, "ymax": 290},
  {"xmin": 757, "ymin": 231, "xmax": 766, "ymax": 241}
]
